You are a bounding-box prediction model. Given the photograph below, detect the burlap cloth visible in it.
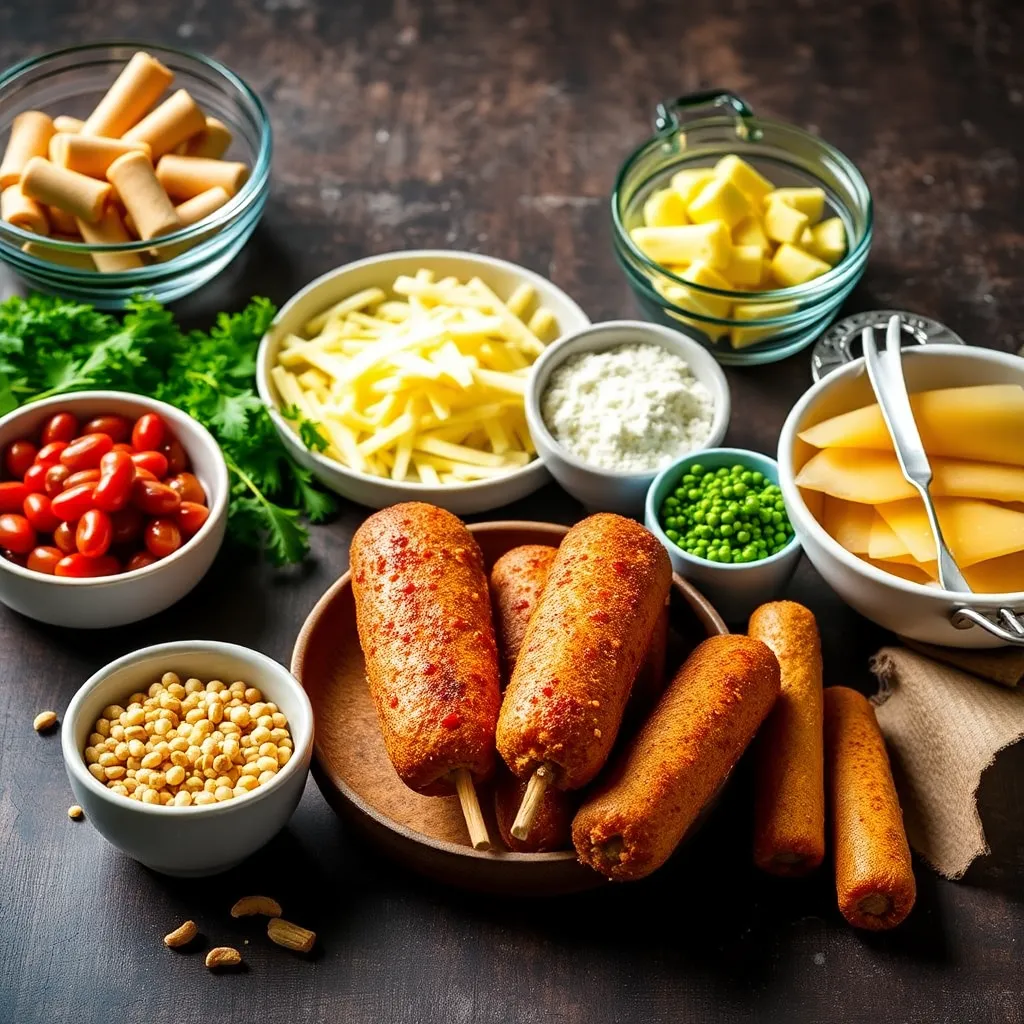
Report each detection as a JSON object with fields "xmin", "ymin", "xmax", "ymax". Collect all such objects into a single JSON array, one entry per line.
[{"xmin": 870, "ymin": 645, "xmax": 1024, "ymax": 879}]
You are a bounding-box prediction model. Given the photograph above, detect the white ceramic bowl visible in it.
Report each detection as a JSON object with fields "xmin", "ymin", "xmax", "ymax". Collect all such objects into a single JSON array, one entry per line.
[
  {"xmin": 256, "ymin": 250, "xmax": 591, "ymax": 514},
  {"xmin": 524, "ymin": 320, "xmax": 730, "ymax": 516},
  {"xmin": 0, "ymin": 392, "xmax": 228, "ymax": 629},
  {"xmin": 62, "ymin": 641, "xmax": 313, "ymax": 877},
  {"xmin": 779, "ymin": 344, "xmax": 1024, "ymax": 648}
]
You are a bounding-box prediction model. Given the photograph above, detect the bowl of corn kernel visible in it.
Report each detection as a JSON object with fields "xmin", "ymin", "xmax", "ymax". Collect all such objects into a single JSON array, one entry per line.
[
  {"xmin": 611, "ymin": 89, "xmax": 872, "ymax": 365},
  {"xmin": 256, "ymin": 250, "xmax": 591, "ymax": 514},
  {"xmin": 62, "ymin": 640, "xmax": 312, "ymax": 876}
]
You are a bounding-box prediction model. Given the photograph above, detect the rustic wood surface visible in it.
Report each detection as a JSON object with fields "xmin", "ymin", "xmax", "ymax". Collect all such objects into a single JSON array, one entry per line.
[{"xmin": 1, "ymin": 1, "xmax": 1022, "ymax": 1021}]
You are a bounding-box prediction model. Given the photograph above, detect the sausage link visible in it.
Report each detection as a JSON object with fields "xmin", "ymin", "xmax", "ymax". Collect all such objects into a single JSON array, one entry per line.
[
  {"xmin": 488, "ymin": 544, "xmax": 557, "ymax": 683},
  {"xmin": 494, "ymin": 768, "xmax": 572, "ymax": 853},
  {"xmin": 749, "ymin": 600, "xmax": 825, "ymax": 876},
  {"xmin": 350, "ymin": 502, "xmax": 501, "ymax": 795},
  {"xmin": 573, "ymin": 635, "xmax": 780, "ymax": 880},
  {"xmin": 824, "ymin": 686, "xmax": 915, "ymax": 930}
]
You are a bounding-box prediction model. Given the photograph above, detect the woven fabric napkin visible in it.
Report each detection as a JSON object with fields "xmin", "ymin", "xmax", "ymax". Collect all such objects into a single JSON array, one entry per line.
[{"xmin": 870, "ymin": 646, "xmax": 1024, "ymax": 879}]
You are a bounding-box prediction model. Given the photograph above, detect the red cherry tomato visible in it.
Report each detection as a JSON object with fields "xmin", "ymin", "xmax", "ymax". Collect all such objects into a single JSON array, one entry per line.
[
  {"xmin": 23, "ymin": 492, "xmax": 61, "ymax": 533},
  {"xmin": 50, "ymin": 482, "xmax": 97, "ymax": 522},
  {"xmin": 60, "ymin": 433, "xmax": 113, "ymax": 472},
  {"xmin": 22, "ymin": 463, "xmax": 48, "ymax": 494},
  {"xmin": 132, "ymin": 478, "xmax": 180, "ymax": 516},
  {"xmin": 132, "ymin": 413, "xmax": 166, "ymax": 452},
  {"xmin": 93, "ymin": 450, "xmax": 135, "ymax": 512},
  {"xmin": 40, "ymin": 412, "xmax": 79, "ymax": 445},
  {"xmin": 110, "ymin": 505, "xmax": 144, "ymax": 546},
  {"xmin": 0, "ymin": 480, "xmax": 28, "ymax": 513},
  {"xmin": 44, "ymin": 464, "xmax": 70, "ymax": 497},
  {"xmin": 64, "ymin": 468, "xmax": 101, "ymax": 490},
  {"xmin": 27, "ymin": 545, "xmax": 62, "ymax": 575},
  {"xmin": 35, "ymin": 441, "xmax": 69, "ymax": 468},
  {"xmin": 161, "ymin": 438, "xmax": 188, "ymax": 475},
  {"xmin": 131, "ymin": 450, "xmax": 168, "ymax": 478},
  {"xmin": 82, "ymin": 415, "xmax": 131, "ymax": 443},
  {"xmin": 76, "ymin": 508, "xmax": 113, "ymax": 558},
  {"xmin": 54, "ymin": 553, "xmax": 119, "ymax": 578},
  {"xmin": 0, "ymin": 513, "xmax": 36, "ymax": 554},
  {"xmin": 143, "ymin": 517, "xmax": 182, "ymax": 559},
  {"xmin": 167, "ymin": 471, "xmax": 206, "ymax": 504},
  {"xmin": 177, "ymin": 501, "xmax": 210, "ymax": 537},
  {"xmin": 53, "ymin": 520, "xmax": 77, "ymax": 555},
  {"xmin": 4, "ymin": 440, "xmax": 38, "ymax": 479},
  {"xmin": 111, "ymin": 442, "xmax": 136, "ymax": 455},
  {"xmin": 124, "ymin": 551, "xmax": 157, "ymax": 572}
]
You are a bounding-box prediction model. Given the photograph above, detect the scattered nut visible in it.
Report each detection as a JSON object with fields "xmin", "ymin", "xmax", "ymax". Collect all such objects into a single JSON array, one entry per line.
[
  {"xmin": 163, "ymin": 920, "xmax": 198, "ymax": 948},
  {"xmin": 33, "ymin": 710, "xmax": 58, "ymax": 732},
  {"xmin": 67, "ymin": 805, "xmax": 83, "ymax": 820},
  {"xmin": 267, "ymin": 917, "xmax": 316, "ymax": 954},
  {"xmin": 205, "ymin": 946, "xmax": 242, "ymax": 969},
  {"xmin": 230, "ymin": 895, "xmax": 282, "ymax": 919}
]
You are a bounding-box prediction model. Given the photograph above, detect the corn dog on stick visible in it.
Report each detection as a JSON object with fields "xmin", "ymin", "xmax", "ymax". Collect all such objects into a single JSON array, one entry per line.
[
  {"xmin": 20, "ymin": 157, "xmax": 111, "ymax": 223},
  {"xmin": 0, "ymin": 111, "xmax": 55, "ymax": 188},
  {"xmin": 53, "ymin": 115, "xmax": 84, "ymax": 134},
  {"xmin": 52, "ymin": 134, "xmax": 152, "ymax": 178},
  {"xmin": 489, "ymin": 544, "xmax": 557, "ymax": 683},
  {"xmin": 179, "ymin": 116, "xmax": 232, "ymax": 159},
  {"xmin": 824, "ymin": 686, "xmax": 916, "ymax": 930},
  {"xmin": 494, "ymin": 767, "xmax": 572, "ymax": 853},
  {"xmin": 749, "ymin": 601, "xmax": 826, "ymax": 876},
  {"xmin": 106, "ymin": 151, "xmax": 181, "ymax": 241},
  {"xmin": 1, "ymin": 184, "xmax": 49, "ymax": 234},
  {"xmin": 155, "ymin": 153, "xmax": 249, "ymax": 200},
  {"xmin": 81, "ymin": 51, "xmax": 174, "ymax": 138},
  {"xmin": 123, "ymin": 89, "xmax": 206, "ymax": 159},
  {"xmin": 76, "ymin": 208, "xmax": 144, "ymax": 272}
]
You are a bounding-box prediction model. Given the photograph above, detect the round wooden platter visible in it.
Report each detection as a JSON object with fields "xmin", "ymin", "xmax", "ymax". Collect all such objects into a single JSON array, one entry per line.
[{"xmin": 291, "ymin": 520, "xmax": 728, "ymax": 896}]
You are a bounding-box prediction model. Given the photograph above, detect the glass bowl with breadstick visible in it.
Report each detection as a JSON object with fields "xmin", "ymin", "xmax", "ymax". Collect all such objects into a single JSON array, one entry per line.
[
  {"xmin": 256, "ymin": 250, "xmax": 591, "ymax": 514},
  {"xmin": 0, "ymin": 43, "xmax": 270, "ymax": 307}
]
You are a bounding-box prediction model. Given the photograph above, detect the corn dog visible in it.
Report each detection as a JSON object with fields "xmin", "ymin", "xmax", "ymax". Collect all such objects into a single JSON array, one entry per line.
[
  {"xmin": 824, "ymin": 686, "xmax": 916, "ymax": 930},
  {"xmin": 489, "ymin": 544, "xmax": 557, "ymax": 683},
  {"xmin": 494, "ymin": 768, "xmax": 572, "ymax": 853},
  {"xmin": 749, "ymin": 600, "xmax": 825, "ymax": 876},
  {"xmin": 624, "ymin": 599, "xmax": 669, "ymax": 724},
  {"xmin": 573, "ymin": 634, "xmax": 780, "ymax": 880}
]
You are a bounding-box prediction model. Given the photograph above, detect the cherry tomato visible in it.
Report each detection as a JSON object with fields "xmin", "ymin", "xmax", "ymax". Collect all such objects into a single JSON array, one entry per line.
[
  {"xmin": 76, "ymin": 508, "xmax": 113, "ymax": 558},
  {"xmin": 40, "ymin": 412, "xmax": 79, "ymax": 445},
  {"xmin": 143, "ymin": 517, "xmax": 182, "ymax": 559},
  {"xmin": 93, "ymin": 451, "xmax": 135, "ymax": 512},
  {"xmin": 0, "ymin": 513, "xmax": 36, "ymax": 554},
  {"xmin": 35, "ymin": 441, "xmax": 69, "ymax": 468},
  {"xmin": 4, "ymin": 440, "xmax": 37, "ymax": 479},
  {"xmin": 131, "ymin": 450, "xmax": 168, "ymax": 478},
  {"xmin": 53, "ymin": 520, "xmax": 77, "ymax": 555},
  {"xmin": 60, "ymin": 432, "xmax": 113, "ymax": 472},
  {"xmin": 132, "ymin": 413, "xmax": 166, "ymax": 452},
  {"xmin": 27, "ymin": 545, "xmax": 62, "ymax": 575},
  {"xmin": 0, "ymin": 480, "xmax": 28, "ymax": 513},
  {"xmin": 167, "ymin": 471, "xmax": 205, "ymax": 504},
  {"xmin": 132, "ymin": 478, "xmax": 180, "ymax": 516},
  {"xmin": 124, "ymin": 551, "xmax": 157, "ymax": 572},
  {"xmin": 44, "ymin": 464, "xmax": 70, "ymax": 497},
  {"xmin": 21, "ymin": 463, "xmax": 47, "ymax": 494},
  {"xmin": 82, "ymin": 415, "xmax": 131, "ymax": 443},
  {"xmin": 161, "ymin": 438, "xmax": 188, "ymax": 475},
  {"xmin": 23, "ymin": 492, "xmax": 61, "ymax": 533},
  {"xmin": 111, "ymin": 442, "xmax": 136, "ymax": 455},
  {"xmin": 64, "ymin": 468, "xmax": 101, "ymax": 490},
  {"xmin": 110, "ymin": 505, "xmax": 144, "ymax": 546},
  {"xmin": 50, "ymin": 482, "xmax": 97, "ymax": 523},
  {"xmin": 177, "ymin": 501, "xmax": 210, "ymax": 537},
  {"xmin": 54, "ymin": 553, "xmax": 119, "ymax": 578}
]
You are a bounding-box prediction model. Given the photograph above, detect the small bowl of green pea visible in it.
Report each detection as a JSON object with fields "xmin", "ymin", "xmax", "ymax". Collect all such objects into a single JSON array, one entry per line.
[{"xmin": 644, "ymin": 447, "xmax": 801, "ymax": 623}]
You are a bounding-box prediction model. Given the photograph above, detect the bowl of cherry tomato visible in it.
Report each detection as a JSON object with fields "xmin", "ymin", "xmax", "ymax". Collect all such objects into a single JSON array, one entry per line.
[{"xmin": 0, "ymin": 391, "xmax": 228, "ymax": 628}]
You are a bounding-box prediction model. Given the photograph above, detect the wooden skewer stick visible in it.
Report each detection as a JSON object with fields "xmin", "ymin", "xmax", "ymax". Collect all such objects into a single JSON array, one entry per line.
[
  {"xmin": 510, "ymin": 762, "xmax": 553, "ymax": 840},
  {"xmin": 452, "ymin": 768, "xmax": 491, "ymax": 851}
]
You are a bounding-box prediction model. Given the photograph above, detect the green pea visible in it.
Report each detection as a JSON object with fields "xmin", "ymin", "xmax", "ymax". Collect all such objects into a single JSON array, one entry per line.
[
  {"xmin": 720, "ymin": 524, "xmax": 733, "ymax": 536},
  {"xmin": 706, "ymin": 513, "xmax": 720, "ymax": 528},
  {"xmin": 751, "ymin": 471, "xmax": 764, "ymax": 484},
  {"xmin": 665, "ymin": 529, "xmax": 679, "ymax": 542},
  {"xmin": 736, "ymin": 530, "xmax": 750, "ymax": 543},
  {"xmin": 706, "ymin": 549, "xmax": 719, "ymax": 562}
]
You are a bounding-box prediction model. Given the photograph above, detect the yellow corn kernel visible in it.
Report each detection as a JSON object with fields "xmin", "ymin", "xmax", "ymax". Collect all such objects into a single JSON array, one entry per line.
[
  {"xmin": 669, "ymin": 168, "xmax": 715, "ymax": 206},
  {"xmin": 763, "ymin": 199, "xmax": 809, "ymax": 244},
  {"xmin": 769, "ymin": 186, "xmax": 826, "ymax": 223},
  {"xmin": 687, "ymin": 177, "xmax": 751, "ymax": 229},
  {"xmin": 809, "ymin": 216, "xmax": 847, "ymax": 265},
  {"xmin": 642, "ymin": 187, "xmax": 688, "ymax": 227},
  {"xmin": 630, "ymin": 221, "xmax": 732, "ymax": 270},
  {"xmin": 729, "ymin": 299, "xmax": 800, "ymax": 349},
  {"xmin": 725, "ymin": 244, "xmax": 764, "ymax": 287},
  {"xmin": 714, "ymin": 155, "xmax": 774, "ymax": 202},
  {"xmin": 770, "ymin": 243, "xmax": 831, "ymax": 287},
  {"xmin": 732, "ymin": 216, "xmax": 771, "ymax": 255}
]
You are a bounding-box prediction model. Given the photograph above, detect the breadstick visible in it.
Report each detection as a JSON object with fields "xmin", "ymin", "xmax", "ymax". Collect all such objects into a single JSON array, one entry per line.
[
  {"xmin": 106, "ymin": 151, "xmax": 181, "ymax": 240},
  {"xmin": 0, "ymin": 111, "xmax": 55, "ymax": 188},
  {"xmin": 81, "ymin": 51, "xmax": 174, "ymax": 138},
  {"xmin": 1, "ymin": 184, "xmax": 49, "ymax": 234},
  {"xmin": 123, "ymin": 89, "xmax": 206, "ymax": 159},
  {"xmin": 749, "ymin": 600, "xmax": 825, "ymax": 876},
  {"xmin": 180, "ymin": 116, "xmax": 232, "ymax": 159},
  {"xmin": 20, "ymin": 157, "xmax": 110, "ymax": 223},
  {"xmin": 76, "ymin": 208, "xmax": 144, "ymax": 272},
  {"xmin": 155, "ymin": 154, "xmax": 249, "ymax": 200},
  {"xmin": 53, "ymin": 134, "xmax": 152, "ymax": 178},
  {"xmin": 824, "ymin": 686, "xmax": 916, "ymax": 930}
]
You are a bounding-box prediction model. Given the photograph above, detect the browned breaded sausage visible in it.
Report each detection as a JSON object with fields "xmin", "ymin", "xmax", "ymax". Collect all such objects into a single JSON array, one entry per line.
[
  {"xmin": 494, "ymin": 768, "xmax": 572, "ymax": 852},
  {"xmin": 573, "ymin": 635, "xmax": 781, "ymax": 880},
  {"xmin": 496, "ymin": 513, "xmax": 672, "ymax": 790},
  {"xmin": 749, "ymin": 600, "xmax": 825, "ymax": 876},
  {"xmin": 350, "ymin": 502, "xmax": 501, "ymax": 796},
  {"xmin": 488, "ymin": 544, "xmax": 557, "ymax": 682},
  {"xmin": 624, "ymin": 599, "xmax": 669, "ymax": 725}
]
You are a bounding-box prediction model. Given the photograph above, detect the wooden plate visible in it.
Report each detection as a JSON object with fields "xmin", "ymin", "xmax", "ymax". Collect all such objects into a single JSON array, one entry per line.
[{"xmin": 291, "ymin": 520, "xmax": 728, "ymax": 895}]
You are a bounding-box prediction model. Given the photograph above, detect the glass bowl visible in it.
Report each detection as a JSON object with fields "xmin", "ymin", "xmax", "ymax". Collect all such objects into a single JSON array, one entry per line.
[
  {"xmin": 0, "ymin": 42, "xmax": 271, "ymax": 308},
  {"xmin": 611, "ymin": 90, "xmax": 872, "ymax": 366}
]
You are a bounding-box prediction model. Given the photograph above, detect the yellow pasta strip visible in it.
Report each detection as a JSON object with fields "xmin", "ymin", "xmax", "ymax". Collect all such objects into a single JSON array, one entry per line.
[
  {"xmin": 483, "ymin": 416, "xmax": 511, "ymax": 454},
  {"xmin": 304, "ymin": 287, "xmax": 387, "ymax": 334},
  {"xmin": 414, "ymin": 460, "xmax": 442, "ymax": 486},
  {"xmin": 471, "ymin": 366, "xmax": 527, "ymax": 396},
  {"xmin": 357, "ymin": 412, "xmax": 416, "ymax": 457},
  {"xmin": 506, "ymin": 282, "xmax": 535, "ymax": 319},
  {"xmin": 466, "ymin": 277, "xmax": 545, "ymax": 356}
]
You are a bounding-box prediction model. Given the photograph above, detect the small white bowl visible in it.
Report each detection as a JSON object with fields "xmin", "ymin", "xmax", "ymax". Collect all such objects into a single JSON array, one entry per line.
[
  {"xmin": 256, "ymin": 250, "xmax": 591, "ymax": 515},
  {"xmin": 524, "ymin": 320, "xmax": 730, "ymax": 516},
  {"xmin": 0, "ymin": 392, "xmax": 228, "ymax": 629},
  {"xmin": 62, "ymin": 641, "xmax": 313, "ymax": 877},
  {"xmin": 779, "ymin": 344, "xmax": 1024, "ymax": 647}
]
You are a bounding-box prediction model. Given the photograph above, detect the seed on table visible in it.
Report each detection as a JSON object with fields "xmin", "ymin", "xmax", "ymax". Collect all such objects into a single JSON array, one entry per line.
[
  {"xmin": 205, "ymin": 946, "xmax": 241, "ymax": 969},
  {"xmin": 33, "ymin": 710, "xmax": 58, "ymax": 732},
  {"xmin": 267, "ymin": 918, "xmax": 316, "ymax": 954},
  {"xmin": 67, "ymin": 804, "xmax": 83, "ymax": 820},
  {"xmin": 163, "ymin": 919, "xmax": 197, "ymax": 948},
  {"xmin": 231, "ymin": 895, "xmax": 282, "ymax": 918}
]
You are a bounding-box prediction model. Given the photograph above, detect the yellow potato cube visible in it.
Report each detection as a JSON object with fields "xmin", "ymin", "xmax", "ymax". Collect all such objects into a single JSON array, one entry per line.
[
  {"xmin": 730, "ymin": 299, "xmax": 799, "ymax": 349},
  {"xmin": 725, "ymin": 244, "xmax": 764, "ymax": 287},
  {"xmin": 670, "ymin": 168, "xmax": 715, "ymax": 206},
  {"xmin": 809, "ymin": 216, "xmax": 847, "ymax": 265},
  {"xmin": 630, "ymin": 221, "xmax": 732, "ymax": 270},
  {"xmin": 642, "ymin": 187, "xmax": 689, "ymax": 227},
  {"xmin": 732, "ymin": 216, "xmax": 771, "ymax": 255},
  {"xmin": 770, "ymin": 186, "xmax": 826, "ymax": 223},
  {"xmin": 800, "ymin": 227, "xmax": 814, "ymax": 249},
  {"xmin": 687, "ymin": 177, "xmax": 752, "ymax": 229},
  {"xmin": 673, "ymin": 260, "xmax": 735, "ymax": 319},
  {"xmin": 763, "ymin": 198, "xmax": 809, "ymax": 244},
  {"xmin": 655, "ymin": 280, "xmax": 730, "ymax": 324},
  {"xmin": 714, "ymin": 155, "xmax": 774, "ymax": 202},
  {"xmin": 770, "ymin": 243, "xmax": 832, "ymax": 287}
]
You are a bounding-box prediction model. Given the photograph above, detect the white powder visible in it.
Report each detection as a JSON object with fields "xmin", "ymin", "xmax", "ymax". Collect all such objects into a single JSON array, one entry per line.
[{"xmin": 541, "ymin": 343, "xmax": 715, "ymax": 472}]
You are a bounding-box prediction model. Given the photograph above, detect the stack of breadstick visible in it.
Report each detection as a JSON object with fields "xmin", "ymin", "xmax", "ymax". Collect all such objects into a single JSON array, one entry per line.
[{"xmin": 0, "ymin": 51, "xmax": 249, "ymax": 270}]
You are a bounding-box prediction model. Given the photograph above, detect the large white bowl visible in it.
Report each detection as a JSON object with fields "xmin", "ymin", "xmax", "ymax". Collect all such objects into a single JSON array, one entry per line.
[
  {"xmin": 778, "ymin": 344, "xmax": 1024, "ymax": 648},
  {"xmin": 256, "ymin": 250, "xmax": 591, "ymax": 514},
  {"xmin": 62, "ymin": 641, "xmax": 313, "ymax": 877},
  {"xmin": 524, "ymin": 320, "xmax": 730, "ymax": 516},
  {"xmin": 0, "ymin": 392, "xmax": 228, "ymax": 629}
]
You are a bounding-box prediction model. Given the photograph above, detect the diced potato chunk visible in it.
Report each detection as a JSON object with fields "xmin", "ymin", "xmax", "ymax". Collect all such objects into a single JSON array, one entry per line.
[
  {"xmin": 763, "ymin": 199, "xmax": 810, "ymax": 244},
  {"xmin": 729, "ymin": 299, "xmax": 799, "ymax": 348},
  {"xmin": 714, "ymin": 155, "xmax": 775, "ymax": 202},
  {"xmin": 642, "ymin": 187, "xmax": 689, "ymax": 227},
  {"xmin": 630, "ymin": 222, "xmax": 732, "ymax": 269},
  {"xmin": 726, "ymin": 244, "xmax": 764, "ymax": 287},
  {"xmin": 809, "ymin": 217, "xmax": 847, "ymax": 265},
  {"xmin": 732, "ymin": 216, "xmax": 770, "ymax": 255},
  {"xmin": 770, "ymin": 187, "xmax": 826, "ymax": 223},
  {"xmin": 670, "ymin": 168, "xmax": 715, "ymax": 206},
  {"xmin": 770, "ymin": 243, "xmax": 831, "ymax": 286},
  {"xmin": 676, "ymin": 260, "xmax": 734, "ymax": 318},
  {"xmin": 687, "ymin": 177, "xmax": 751, "ymax": 229}
]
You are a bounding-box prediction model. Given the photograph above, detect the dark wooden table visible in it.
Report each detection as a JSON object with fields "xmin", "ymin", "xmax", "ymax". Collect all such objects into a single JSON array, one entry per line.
[{"xmin": 1, "ymin": 2, "xmax": 1022, "ymax": 1021}]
